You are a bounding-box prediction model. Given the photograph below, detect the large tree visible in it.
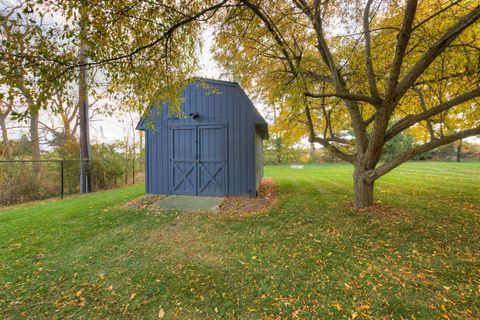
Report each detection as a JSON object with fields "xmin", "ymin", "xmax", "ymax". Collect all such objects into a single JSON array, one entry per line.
[
  {"xmin": 213, "ymin": 0, "xmax": 480, "ymax": 207},
  {"xmin": 0, "ymin": 88, "xmax": 14, "ymax": 159}
]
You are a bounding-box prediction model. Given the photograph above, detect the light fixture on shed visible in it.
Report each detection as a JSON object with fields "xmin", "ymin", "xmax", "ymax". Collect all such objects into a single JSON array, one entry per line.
[{"xmin": 189, "ymin": 112, "xmax": 200, "ymax": 120}]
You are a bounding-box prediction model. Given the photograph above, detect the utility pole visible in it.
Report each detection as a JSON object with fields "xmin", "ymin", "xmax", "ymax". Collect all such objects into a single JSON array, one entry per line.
[{"xmin": 78, "ymin": 0, "xmax": 92, "ymax": 193}]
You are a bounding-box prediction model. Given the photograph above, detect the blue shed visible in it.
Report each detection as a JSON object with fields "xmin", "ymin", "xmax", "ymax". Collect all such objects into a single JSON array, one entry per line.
[{"xmin": 137, "ymin": 78, "xmax": 269, "ymax": 197}]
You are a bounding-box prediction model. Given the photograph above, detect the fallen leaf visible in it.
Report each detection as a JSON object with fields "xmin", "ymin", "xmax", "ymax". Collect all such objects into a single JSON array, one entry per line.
[
  {"xmin": 158, "ymin": 307, "xmax": 165, "ymax": 319},
  {"xmin": 332, "ymin": 303, "xmax": 342, "ymax": 311}
]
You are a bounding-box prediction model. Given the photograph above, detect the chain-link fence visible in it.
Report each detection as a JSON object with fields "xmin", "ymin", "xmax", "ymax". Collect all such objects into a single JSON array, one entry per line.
[{"xmin": 0, "ymin": 159, "xmax": 144, "ymax": 206}]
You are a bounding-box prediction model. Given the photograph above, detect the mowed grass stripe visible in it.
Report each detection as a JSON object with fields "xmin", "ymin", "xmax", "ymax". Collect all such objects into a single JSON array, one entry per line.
[{"xmin": 0, "ymin": 162, "xmax": 479, "ymax": 319}]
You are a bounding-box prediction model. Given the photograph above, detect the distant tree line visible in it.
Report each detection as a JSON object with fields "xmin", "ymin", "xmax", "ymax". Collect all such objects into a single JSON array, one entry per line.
[
  {"xmin": 0, "ymin": 134, "xmax": 144, "ymax": 206},
  {"xmin": 264, "ymin": 134, "xmax": 480, "ymax": 165}
]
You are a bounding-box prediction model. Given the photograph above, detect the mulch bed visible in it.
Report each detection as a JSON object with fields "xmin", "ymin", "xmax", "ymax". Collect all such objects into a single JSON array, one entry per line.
[
  {"xmin": 123, "ymin": 178, "xmax": 277, "ymax": 215},
  {"xmin": 217, "ymin": 177, "xmax": 277, "ymax": 216}
]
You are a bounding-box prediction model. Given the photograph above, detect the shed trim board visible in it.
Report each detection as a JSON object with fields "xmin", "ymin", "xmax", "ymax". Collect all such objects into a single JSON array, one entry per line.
[{"xmin": 138, "ymin": 78, "xmax": 268, "ymax": 197}]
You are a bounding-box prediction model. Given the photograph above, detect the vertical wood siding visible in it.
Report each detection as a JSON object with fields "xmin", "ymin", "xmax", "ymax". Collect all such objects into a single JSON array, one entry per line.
[{"xmin": 144, "ymin": 79, "xmax": 266, "ymax": 196}]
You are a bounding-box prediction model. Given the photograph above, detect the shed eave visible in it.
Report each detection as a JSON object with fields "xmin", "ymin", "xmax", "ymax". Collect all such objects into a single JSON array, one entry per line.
[
  {"xmin": 136, "ymin": 117, "xmax": 146, "ymax": 131},
  {"xmin": 255, "ymin": 123, "xmax": 269, "ymax": 140}
]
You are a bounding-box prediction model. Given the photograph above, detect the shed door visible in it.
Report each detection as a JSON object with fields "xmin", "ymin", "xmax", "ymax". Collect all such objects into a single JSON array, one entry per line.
[
  {"xmin": 170, "ymin": 126, "xmax": 197, "ymax": 195},
  {"xmin": 198, "ymin": 125, "xmax": 226, "ymax": 196},
  {"xmin": 170, "ymin": 125, "xmax": 226, "ymax": 196}
]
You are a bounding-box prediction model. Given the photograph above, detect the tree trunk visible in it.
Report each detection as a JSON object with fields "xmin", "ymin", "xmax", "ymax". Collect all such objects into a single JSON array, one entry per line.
[
  {"xmin": 456, "ymin": 140, "xmax": 462, "ymax": 162},
  {"xmin": 30, "ymin": 110, "xmax": 41, "ymax": 174},
  {"xmin": 353, "ymin": 167, "xmax": 375, "ymax": 208},
  {"xmin": 309, "ymin": 142, "xmax": 315, "ymax": 161},
  {"xmin": 0, "ymin": 114, "xmax": 11, "ymax": 159},
  {"xmin": 275, "ymin": 138, "xmax": 282, "ymax": 164},
  {"xmin": 132, "ymin": 133, "xmax": 136, "ymax": 185},
  {"xmin": 139, "ymin": 130, "xmax": 143, "ymax": 172}
]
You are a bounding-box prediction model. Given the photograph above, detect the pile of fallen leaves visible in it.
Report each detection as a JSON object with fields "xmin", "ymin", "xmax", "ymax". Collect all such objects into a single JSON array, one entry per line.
[
  {"xmin": 122, "ymin": 194, "xmax": 164, "ymax": 210},
  {"xmin": 218, "ymin": 177, "xmax": 277, "ymax": 216},
  {"xmin": 342, "ymin": 201, "xmax": 410, "ymax": 223}
]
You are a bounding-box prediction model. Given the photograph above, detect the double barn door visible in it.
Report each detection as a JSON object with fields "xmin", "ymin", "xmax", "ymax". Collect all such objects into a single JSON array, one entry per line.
[{"xmin": 169, "ymin": 124, "xmax": 226, "ymax": 196}]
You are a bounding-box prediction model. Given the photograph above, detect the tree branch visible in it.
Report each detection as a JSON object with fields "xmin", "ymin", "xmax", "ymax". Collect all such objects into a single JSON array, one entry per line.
[
  {"xmin": 51, "ymin": 0, "xmax": 228, "ymax": 76},
  {"xmin": 374, "ymin": 127, "xmax": 480, "ymax": 179},
  {"xmin": 395, "ymin": 5, "xmax": 480, "ymax": 100},
  {"xmin": 305, "ymin": 91, "xmax": 381, "ymax": 106},
  {"xmin": 413, "ymin": 87, "xmax": 436, "ymax": 140},
  {"xmin": 302, "ymin": 100, "xmax": 353, "ymax": 161},
  {"xmin": 414, "ymin": 70, "xmax": 480, "ymax": 86},
  {"xmin": 384, "ymin": 0, "xmax": 418, "ymax": 106},
  {"xmin": 364, "ymin": 114, "xmax": 376, "ymax": 126},
  {"xmin": 302, "ymin": 70, "xmax": 333, "ymax": 83},
  {"xmin": 363, "ymin": 0, "xmax": 379, "ymax": 98},
  {"xmin": 239, "ymin": 0, "xmax": 298, "ymax": 75},
  {"xmin": 301, "ymin": 2, "xmax": 369, "ymax": 151},
  {"xmin": 311, "ymin": 136, "xmax": 355, "ymax": 163},
  {"xmin": 386, "ymin": 86, "xmax": 480, "ymax": 140},
  {"xmin": 411, "ymin": 0, "xmax": 464, "ymax": 31}
]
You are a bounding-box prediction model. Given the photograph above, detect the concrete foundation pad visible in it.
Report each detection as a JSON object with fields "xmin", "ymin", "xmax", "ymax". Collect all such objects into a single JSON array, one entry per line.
[{"xmin": 154, "ymin": 195, "xmax": 224, "ymax": 212}]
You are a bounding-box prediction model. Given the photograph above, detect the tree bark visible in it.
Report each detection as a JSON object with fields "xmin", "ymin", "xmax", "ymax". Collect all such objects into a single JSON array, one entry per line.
[
  {"xmin": 309, "ymin": 142, "xmax": 315, "ymax": 161},
  {"xmin": 353, "ymin": 166, "xmax": 375, "ymax": 208},
  {"xmin": 139, "ymin": 129, "xmax": 143, "ymax": 172},
  {"xmin": 30, "ymin": 110, "xmax": 41, "ymax": 173},
  {"xmin": 0, "ymin": 114, "xmax": 11, "ymax": 159},
  {"xmin": 456, "ymin": 140, "xmax": 462, "ymax": 162}
]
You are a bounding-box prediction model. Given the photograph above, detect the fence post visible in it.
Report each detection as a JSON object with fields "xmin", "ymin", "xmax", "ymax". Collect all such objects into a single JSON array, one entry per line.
[{"xmin": 60, "ymin": 160, "xmax": 64, "ymax": 199}]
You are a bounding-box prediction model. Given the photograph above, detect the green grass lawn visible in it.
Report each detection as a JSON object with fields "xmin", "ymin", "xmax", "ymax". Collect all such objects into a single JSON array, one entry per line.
[{"xmin": 1, "ymin": 162, "xmax": 479, "ymax": 319}]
